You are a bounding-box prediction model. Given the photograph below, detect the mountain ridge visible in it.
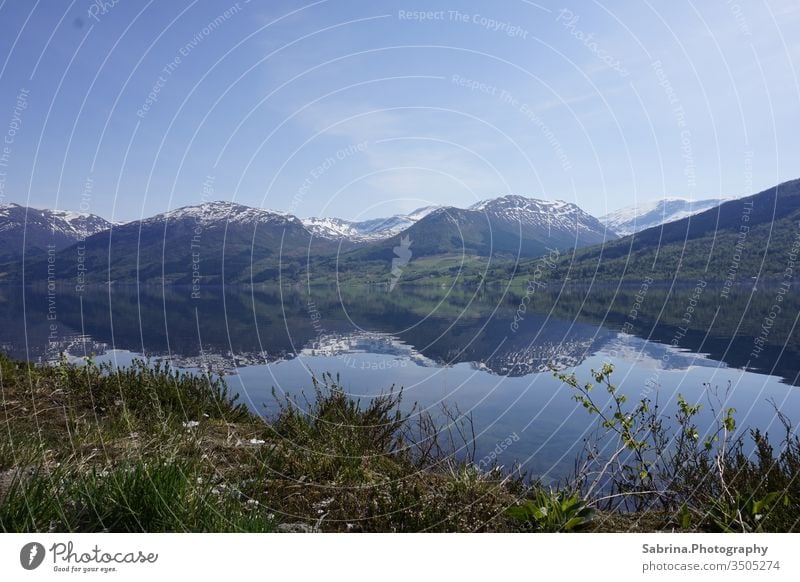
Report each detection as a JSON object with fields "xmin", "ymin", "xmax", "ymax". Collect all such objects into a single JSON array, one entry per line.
[
  {"xmin": 4, "ymin": 184, "xmax": 778, "ymax": 287},
  {"xmin": 0, "ymin": 193, "xmax": 730, "ymax": 245},
  {"xmin": 549, "ymin": 178, "xmax": 800, "ymax": 282}
]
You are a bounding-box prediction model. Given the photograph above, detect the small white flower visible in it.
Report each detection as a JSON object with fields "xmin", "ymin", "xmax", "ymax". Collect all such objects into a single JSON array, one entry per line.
[
  {"xmin": 248, "ymin": 438, "xmax": 266, "ymax": 445},
  {"xmin": 182, "ymin": 420, "xmax": 200, "ymax": 429}
]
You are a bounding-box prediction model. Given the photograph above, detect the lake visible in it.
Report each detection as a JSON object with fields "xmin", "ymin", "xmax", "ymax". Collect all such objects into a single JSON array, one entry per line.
[{"xmin": 2, "ymin": 282, "xmax": 799, "ymax": 482}]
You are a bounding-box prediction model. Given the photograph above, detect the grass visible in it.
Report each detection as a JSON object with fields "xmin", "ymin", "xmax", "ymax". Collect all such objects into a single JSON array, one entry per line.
[
  {"xmin": 0, "ymin": 356, "xmax": 518, "ymax": 532},
  {"xmin": 0, "ymin": 355, "xmax": 277, "ymax": 532},
  {"xmin": 1, "ymin": 354, "xmax": 798, "ymax": 532}
]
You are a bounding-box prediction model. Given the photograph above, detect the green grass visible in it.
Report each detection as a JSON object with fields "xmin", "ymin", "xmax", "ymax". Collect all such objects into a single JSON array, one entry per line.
[{"xmin": 0, "ymin": 458, "xmax": 277, "ymax": 533}]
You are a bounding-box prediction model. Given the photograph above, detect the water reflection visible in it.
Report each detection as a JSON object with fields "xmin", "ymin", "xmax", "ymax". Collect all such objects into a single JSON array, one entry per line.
[{"xmin": 2, "ymin": 283, "xmax": 798, "ymax": 385}]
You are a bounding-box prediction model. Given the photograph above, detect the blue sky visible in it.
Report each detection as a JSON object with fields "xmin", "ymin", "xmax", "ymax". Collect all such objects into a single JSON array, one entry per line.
[{"xmin": 0, "ymin": 0, "xmax": 798, "ymax": 222}]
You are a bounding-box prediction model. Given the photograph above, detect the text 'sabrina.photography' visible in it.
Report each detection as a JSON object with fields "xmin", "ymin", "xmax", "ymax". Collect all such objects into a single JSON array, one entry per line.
[{"xmin": 1, "ymin": 1, "xmax": 800, "ymax": 580}]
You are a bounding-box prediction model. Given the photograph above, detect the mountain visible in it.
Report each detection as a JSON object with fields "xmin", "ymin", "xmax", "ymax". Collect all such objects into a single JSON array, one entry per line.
[
  {"xmin": 14, "ymin": 201, "xmax": 324, "ymax": 286},
  {"xmin": 301, "ymin": 206, "xmax": 440, "ymax": 242},
  {"xmin": 469, "ymin": 196, "xmax": 613, "ymax": 248},
  {"xmin": 148, "ymin": 201, "xmax": 293, "ymax": 226},
  {"xmin": 3, "ymin": 196, "xmax": 615, "ymax": 286},
  {"xmin": 0, "ymin": 203, "xmax": 114, "ymax": 263},
  {"xmin": 601, "ymin": 197, "xmax": 725, "ymax": 235},
  {"xmin": 549, "ymin": 179, "xmax": 800, "ymax": 282},
  {"xmin": 301, "ymin": 196, "xmax": 612, "ymax": 247},
  {"xmin": 331, "ymin": 196, "xmax": 616, "ymax": 275}
]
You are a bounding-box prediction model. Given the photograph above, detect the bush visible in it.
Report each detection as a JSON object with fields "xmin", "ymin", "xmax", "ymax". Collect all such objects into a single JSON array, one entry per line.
[{"xmin": 553, "ymin": 364, "xmax": 800, "ymax": 532}]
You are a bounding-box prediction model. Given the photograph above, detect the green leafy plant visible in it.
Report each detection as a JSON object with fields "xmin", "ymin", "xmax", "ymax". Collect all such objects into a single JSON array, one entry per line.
[{"xmin": 507, "ymin": 490, "xmax": 594, "ymax": 532}]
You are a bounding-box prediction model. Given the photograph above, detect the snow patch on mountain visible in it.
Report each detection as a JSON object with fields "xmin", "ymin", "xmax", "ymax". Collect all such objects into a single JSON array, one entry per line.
[
  {"xmin": 302, "ymin": 206, "xmax": 440, "ymax": 242},
  {"xmin": 148, "ymin": 201, "xmax": 296, "ymax": 226},
  {"xmin": 601, "ymin": 198, "xmax": 725, "ymax": 236}
]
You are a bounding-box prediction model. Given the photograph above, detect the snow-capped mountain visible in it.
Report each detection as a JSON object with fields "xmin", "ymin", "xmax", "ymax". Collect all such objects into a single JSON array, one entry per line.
[
  {"xmin": 149, "ymin": 200, "xmax": 296, "ymax": 227},
  {"xmin": 301, "ymin": 195, "xmax": 614, "ymax": 254},
  {"xmin": 301, "ymin": 206, "xmax": 440, "ymax": 242},
  {"xmin": 355, "ymin": 194, "xmax": 616, "ymax": 260},
  {"xmin": 600, "ymin": 198, "xmax": 725, "ymax": 236},
  {"xmin": 31, "ymin": 200, "xmax": 317, "ymax": 286},
  {"xmin": 0, "ymin": 203, "xmax": 115, "ymax": 262},
  {"xmin": 469, "ymin": 195, "xmax": 615, "ymax": 246},
  {"xmin": 0, "ymin": 203, "xmax": 115, "ymax": 238}
]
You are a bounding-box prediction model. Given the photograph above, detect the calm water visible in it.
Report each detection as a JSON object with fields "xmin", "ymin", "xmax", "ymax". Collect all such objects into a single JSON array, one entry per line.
[{"xmin": 2, "ymin": 283, "xmax": 799, "ymax": 481}]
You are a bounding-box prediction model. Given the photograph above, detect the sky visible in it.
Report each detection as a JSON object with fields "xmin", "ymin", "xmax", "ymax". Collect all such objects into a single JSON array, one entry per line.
[{"xmin": 0, "ymin": 0, "xmax": 798, "ymax": 222}]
